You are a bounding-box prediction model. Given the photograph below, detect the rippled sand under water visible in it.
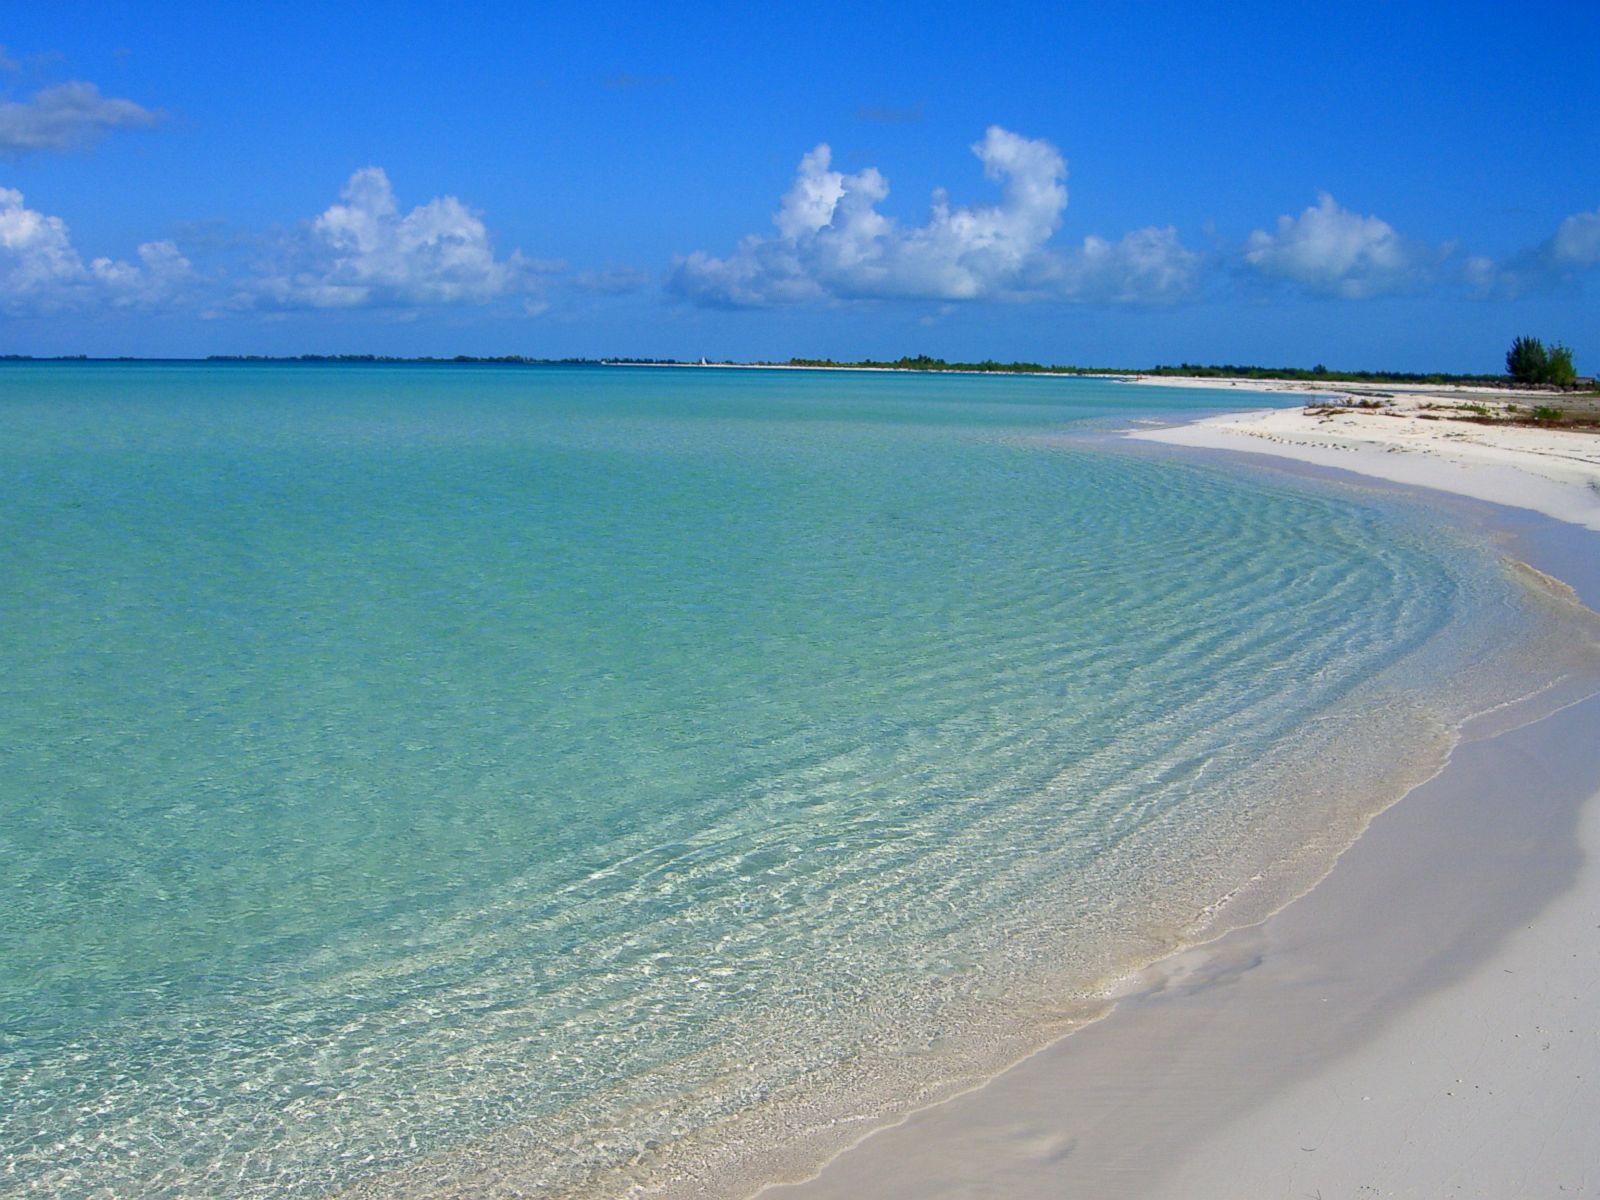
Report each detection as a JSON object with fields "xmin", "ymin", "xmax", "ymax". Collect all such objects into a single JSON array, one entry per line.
[{"xmin": 3, "ymin": 363, "xmax": 1597, "ymax": 1198}]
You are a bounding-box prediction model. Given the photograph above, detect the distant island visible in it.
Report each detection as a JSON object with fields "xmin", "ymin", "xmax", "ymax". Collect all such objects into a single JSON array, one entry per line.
[
  {"xmin": 775, "ymin": 355, "xmax": 1516, "ymax": 386},
  {"xmin": 2, "ymin": 352, "xmax": 1593, "ymax": 394}
]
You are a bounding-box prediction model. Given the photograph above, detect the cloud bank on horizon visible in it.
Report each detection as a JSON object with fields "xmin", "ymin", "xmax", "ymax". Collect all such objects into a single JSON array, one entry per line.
[
  {"xmin": 1, "ymin": 169, "xmax": 548, "ymax": 318},
  {"xmin": 241, "ymin": 167, "xmax": 553, "ymax": 313},
  {"xmin": 667, "ymin": 128, "xmax": 1596, "ymax": 314},
  {"xmin": 669, "ymin": 128, "xmax": 1198, "ymax": 307},
  {"xmin": 0, "ymin": 187, "xmax": 190, "ymax": 313},
  {"xmin": 1, "ymin": 111, "xmax": 1595, "ymax": 326}
]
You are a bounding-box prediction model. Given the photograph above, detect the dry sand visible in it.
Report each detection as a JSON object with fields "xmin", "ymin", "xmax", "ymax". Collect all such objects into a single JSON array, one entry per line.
[
  {"xmin": 1127, "ymin": 386, "xmax": 1600, "ymax": 532},
  {"xmin": 758, "ymin": 387, "xmax": 1600, "ymax": 1199}
]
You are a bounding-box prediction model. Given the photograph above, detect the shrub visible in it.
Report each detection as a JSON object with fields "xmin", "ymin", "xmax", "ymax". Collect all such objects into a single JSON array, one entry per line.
[
  {"xmin": 1507, "ymin": 336, "xmax": 1579, "ymax": 386},
  {"xmin": 1546, "ymin": 344, "xmax": 1577, "ymax": 387},
  {"xmin": 1507, "ymin": 335, "xmax": 1549, "ymax": 383}
]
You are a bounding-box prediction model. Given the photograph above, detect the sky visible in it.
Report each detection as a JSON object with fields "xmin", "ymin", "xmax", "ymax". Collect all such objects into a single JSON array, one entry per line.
[{"xmin": 1, "ymin": 0, "xmax": 1597, "ymax": 370}]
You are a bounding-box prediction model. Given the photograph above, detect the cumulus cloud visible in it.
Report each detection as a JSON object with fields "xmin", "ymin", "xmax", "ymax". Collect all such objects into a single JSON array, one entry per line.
[
  {"xmin": 0, "ymin": 187, "xmax": 192, "ymax": 312},
  {"xmin": 244, "ymin": 167, "xmax": 549, "ymax": 310},
  {"xmin": 1242, "ymin": 193, "xmax": 1432, "ymax": 298},
  {"xmin": 1548, "ymin": 207, "xmax": 1600, "ymax": 269},
  {"xmin": 1045, "ymin": 226, "xmax": 1200, "ymax": 304},
  {"xmin": 0, "ymin": 81, "xmax": 160, "ymax": 155},
  {"xmin": 1456, "ymin": 205, "xmax": 1600, "ymax": 297},
  {"xmin": 669, "ymin": 127, "xmax": 1198, "ymax": 308}
]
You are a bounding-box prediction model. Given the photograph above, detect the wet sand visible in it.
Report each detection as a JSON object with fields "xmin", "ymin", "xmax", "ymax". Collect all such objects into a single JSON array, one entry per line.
[{"xmin": 759, "ymin": 413, "xmax": 1600, "ymax": 1199}]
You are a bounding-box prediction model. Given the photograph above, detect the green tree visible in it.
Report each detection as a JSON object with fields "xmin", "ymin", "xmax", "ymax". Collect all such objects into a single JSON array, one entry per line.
[
  {"xmin": 1546, "ymin": 343, "xmax": 1577, "ymax": 387},
  {"xmin": 1506, "ymin": 336, "xmax": 1580, "ymax": 386},
  {"xmin": 1506, "ymin": 335, "xmax": 1548, "ymax": 383}
]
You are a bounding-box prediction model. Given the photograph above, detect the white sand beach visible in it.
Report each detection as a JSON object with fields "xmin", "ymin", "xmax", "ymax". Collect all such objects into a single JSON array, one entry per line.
[
  {"xmin": 1128, "ymin": 384, "xmax": 1600, "ymax": 532},
  {"xmin": 760, "ymin": 390, "xmax": 1600, "ymax": 1200}
]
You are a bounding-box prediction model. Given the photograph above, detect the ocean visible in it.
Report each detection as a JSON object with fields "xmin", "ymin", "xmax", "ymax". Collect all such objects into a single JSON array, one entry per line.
[{"xmin": 1, "ymin": 363, "xmax": 1592, "ymax": 1197}]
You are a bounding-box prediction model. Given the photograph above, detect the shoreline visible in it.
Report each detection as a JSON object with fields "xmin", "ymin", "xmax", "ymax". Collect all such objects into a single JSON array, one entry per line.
[
  {"xmin": 1126, "ymin": 392, "xmax": 1600, "ymax": 531},
  {"xmin": 754, "ymin": 405, "xmax": 1600, "ymax": 1198},
  {"xmin": 608, "ymin": 360, "xmax": 1536, "ymax": 391},
  {"xmin": 763, "ymin": 682, "xmax": 1600, "ymax": 1199}
]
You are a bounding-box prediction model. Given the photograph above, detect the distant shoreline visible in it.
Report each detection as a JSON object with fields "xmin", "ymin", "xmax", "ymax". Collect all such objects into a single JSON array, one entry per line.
[
  {"xmin": 4, "ymin": 353, "xmax": 1576, "ymax": 393},
  {"xmin": 8, "ymin": 355, "xmax": 1593, "ymax": 433}
]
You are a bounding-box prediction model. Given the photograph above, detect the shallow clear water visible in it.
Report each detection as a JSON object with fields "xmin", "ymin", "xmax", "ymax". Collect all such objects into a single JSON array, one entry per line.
[{"xmin": 0, "ymin": 364, "xmax": 1590, "ymax": 1197}]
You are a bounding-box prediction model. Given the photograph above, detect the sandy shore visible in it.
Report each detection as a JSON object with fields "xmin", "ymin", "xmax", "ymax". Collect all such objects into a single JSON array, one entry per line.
[
  {"xmin": 1127, "ymin": 390, "xmax": 1600, "ymax": 532},
  {"xmin": 759, "ymin": 398, "xmax": 1600, "ymax": 1199}
]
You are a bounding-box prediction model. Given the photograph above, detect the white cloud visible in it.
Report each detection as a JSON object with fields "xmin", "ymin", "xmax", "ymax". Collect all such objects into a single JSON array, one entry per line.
[
  {"xmin": 245, "ymin": 167, "xmax": 548, "ymax": 310},
  {"xmin": 1462, "ymin": 254, "xmax": 1500, "ymax": 293},
  {"xmin": 0, "ymin": 81, "xmax": 160, "ymax": 155},
  {"xmin": 0, "ymin": 188, "xmax": 79, "ymax": 295},
  {"xmin": 1243, "ymin": 193, "xmax": 1428, "ymax": 298},
  {"xmin": 1045, "ymin": 226, "xmax": 1200, "ymax": 304},
  {"xmin": 1455, "ymin": 206, "xmax": 1600, "ymax": 297},
  {"xmin": 0, "ymin": 187, "xmax": 191, "ymax": 313},
  {"xmin": 1549, "ymin": 207, "xmax": 1600, "ymax": 269},
  {"xmin": 669, "ymin": 127, "xmax": 1197, "ymax": 308}
]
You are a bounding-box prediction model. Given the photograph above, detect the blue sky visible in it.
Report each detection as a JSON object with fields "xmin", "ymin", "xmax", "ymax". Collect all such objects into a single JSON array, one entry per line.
[{"xmin": 2, "ymin": 0, "xmax": 1597, "ymax": 370}]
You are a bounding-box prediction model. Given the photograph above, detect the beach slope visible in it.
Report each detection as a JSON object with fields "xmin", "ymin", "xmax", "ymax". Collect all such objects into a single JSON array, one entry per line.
[
  {"xmin": 1129, "ymin": 393, "xmax": 1600, "ymax": 531},
  {"xmin": 760, "ymin": 399, "xmax": 1600, "ymax": 1199}
]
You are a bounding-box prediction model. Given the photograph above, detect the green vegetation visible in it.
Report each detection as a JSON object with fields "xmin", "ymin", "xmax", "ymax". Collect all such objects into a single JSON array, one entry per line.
[
  {"xmin": 1548, "ymin": 347, "xmax": 1577, "ymax": 388},
  {"xmin": 1138, "ymin": 362, "xmax": 1506, "ymax": 385},
  {"xmin": 1505, "ymin": 336, "xmax": 1578, "ymax": 387},
  {"xmin": 783, "ymin": 355, "xmax": 1506, "ymax": 385}
]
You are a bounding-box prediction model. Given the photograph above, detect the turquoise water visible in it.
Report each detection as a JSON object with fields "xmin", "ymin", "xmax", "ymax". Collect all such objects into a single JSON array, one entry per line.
[{"xmin": 1, "ymin": 364, "xmax": 1591, "ymax": 1197}]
